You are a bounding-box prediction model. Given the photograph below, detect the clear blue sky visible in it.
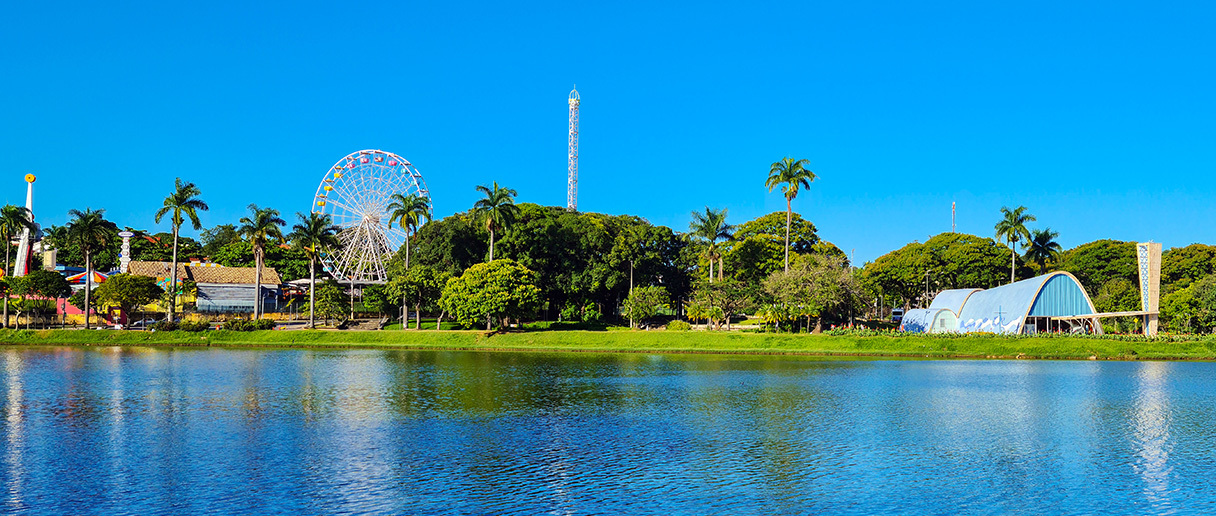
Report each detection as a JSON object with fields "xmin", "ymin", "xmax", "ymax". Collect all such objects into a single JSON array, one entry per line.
[{"xmin": 3, "ymin": 0, "xmax": 1213, "ymax": 263}]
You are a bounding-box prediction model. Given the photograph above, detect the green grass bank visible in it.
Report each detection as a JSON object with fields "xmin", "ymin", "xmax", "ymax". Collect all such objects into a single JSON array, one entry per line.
[{"xmin": 2, "ymin": 329, "xmax": 1216, "ymax": 360}]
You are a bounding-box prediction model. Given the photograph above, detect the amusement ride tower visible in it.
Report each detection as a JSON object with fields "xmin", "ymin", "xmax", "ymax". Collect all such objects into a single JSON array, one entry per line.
[{"xmin": 567, "ymin": 86, "xmax": 579, "ymax": 211}]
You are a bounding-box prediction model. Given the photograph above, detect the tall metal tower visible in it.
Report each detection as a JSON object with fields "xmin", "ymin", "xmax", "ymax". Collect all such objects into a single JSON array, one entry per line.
[{"xmin": 567, "ymin": 86, "xmax": 580, "ymax": 211}]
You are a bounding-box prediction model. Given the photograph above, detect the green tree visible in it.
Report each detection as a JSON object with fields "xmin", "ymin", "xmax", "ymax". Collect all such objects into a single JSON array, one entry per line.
[
  {"xmin": 310, "ymin": 279, "xmax": 347, "ymax": 326},
  {"xmin": 288, "ymin": 212, "xmax": 339, "ymax": 329},
  {"xmin": 237, "ymin": 204, "xmax": 286, "ymax": 319},
  {"xmin": 1162, "ymin": 244, "xmax": 1216, "ymax": 293},
  {"xmin": 689, "ymin": 277, "xmax": 754, "ymax": 330},
  {"xmin": 410, "ymin": 213, "xmax": 487, "ymax": 277},
  {"xmin": 764, "ymin": 253, "xmax": 862, "ymax": 332},
  {"xmin": 200, "ymin": 224, "xmax": 240, "ymax": 258},
  {"xmin": 24, "ymin": 270, "xmax": 70, "ymax": 328},
  {"xmin": 472, "ymin": 182, "xmax": 520, "ymax": 262},
  {"xmin": 93, "ymin": 274, "xmax": 164, "ymax": 329},
  {"xmin": 439, "ymin": 259, "xmax": 541, "ymax": 330},
  {"xmin": 689, "ymin": 207, "xmax": 734, "ymax": 282},
  {"xmin": 210, "ymin": 240, "xmax": 309, "ymax": 281},
  {"xmin": 765, "ymin": 157, "xmax": 817, "ymax": 272},
  {"xmin": 1161, "ymin": 274, "xmax": 1216, "ymax": 333},
  {"xmin": 0, "ymin": 204, "xmax": 34, "ymax": 327},
  {"xmin": 733, "ymin": 212, "xmax": 820, "ymax": 253},
  {"xmin": 387, "ymin": 264, "xmax": 452, "ymax": 329},
  {"xmin": 994, "ymin": 206, "xmax": 1035, "ymax": 283},
  {"xmin": 1024, "ymin": 228, "xmax": 1062, "ymax": 275},
  {"xmin": 1094, "ymin": 278, "xmax": 1141, "ymax": 333},
  {"xmin": 67, "ymin": 208, "xmax": 117, "ymax": 329},
  {"xmin": 153, "ymin": 178, "xmax": 209, "ymax": 322},
  {"xmin": 1055, "ymin": 239, "xmax": 1137, "ymax": 297},
  {"xmin": 387, "ymin": 193, "xmax": 432, "ymax": 271},
  {"xmin": 620, "ymin": 285, "xmax": 669, "ymax": 328}
]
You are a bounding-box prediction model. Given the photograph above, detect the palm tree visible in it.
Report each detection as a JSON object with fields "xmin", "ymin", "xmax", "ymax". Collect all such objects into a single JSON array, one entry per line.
[
  {"xmin": 766, "ymin": 157, "xmax": 817, "ymax": 272},
  {"xmin": 67, "ymin": 208, "xmax": 114, "ymax": 329},
  {"xmin": 288, "ymin": 212, "xmax": 339, "ymax": 329},
  {"xmin": 994, "ymin": 206, "xmax": 1036, "ymax": 283},
  {"xmin": 0, "ymin": 205, "xmax": 34, "ymax": 328},
  {"xmin": 1025, "ymin": 228, "xmax": 1062, "ymax": 274},
  {"xmin": 238, "ymin": 204, "xmax": 285, "ymax": 319},
  {"xmin": 153, "ymin": 178, "xmax": 208, "ymax": 321},
  {"xmin": 472, "ymin": 182, "xmax": 519, "ymax": 261},
  {"xmin": 689, "ymin": 207, "xmax": 734, "ymax": 282},
  {"xmin": 386, "ymin": 193, "xmax": 432, "ymax": 271}
]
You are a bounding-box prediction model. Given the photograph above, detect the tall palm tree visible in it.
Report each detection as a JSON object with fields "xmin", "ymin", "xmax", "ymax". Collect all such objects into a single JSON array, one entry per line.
[
  {"xmin": 1025, "ymin": 228, "xmax": 1062, "ymax": 275},
  {"xmin": 994, "ymin": 205, "xmax": 1036, "ymax": 283},
  {"xmin": 766, "ymin": 157, "xmax": 817, "ymax": 272},
  {"xmin": 0, "ymin": 205, "xmax": 34, "ymax": 328},
  {"xmin": 472, "ymin": 182, "xmax": 519, "ymax": 262},
  {"xmin": 153, "ymin": 178, "xmax": 208, "ymax": 321},
  {"xmin": 238, "ymin": 204, "xmax": 285, "ymax": 319},
  {"xmin": 67, "ymin": 208, "xmax": 114, "ymax": 329},
  {"xmin": 689, "ymin": 207, "xmax": 734, "ymax": 282},
  {"xmin": 386, "ymin": 193, "xmax": 432, "ymax": 271},
  {"xmin": 288, "ymin": 212, "xmax": 339, "ymax": 329}
]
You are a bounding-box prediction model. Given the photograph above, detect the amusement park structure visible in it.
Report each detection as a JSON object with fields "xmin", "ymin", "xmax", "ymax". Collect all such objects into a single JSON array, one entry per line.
[
  {"xmin": 311, "ymin": 149, "xmax": 430, "ymax": 284},
  {"xmin": 14, "ymin": 174, "xmax": 40, "ymax": 277},
  {"xmin": 567, "ymin": 86, "xmax": 579, "ymax": 211}
]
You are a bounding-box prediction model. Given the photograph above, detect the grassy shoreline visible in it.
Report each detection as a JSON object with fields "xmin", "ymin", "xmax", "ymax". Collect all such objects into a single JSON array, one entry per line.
[{"xmin": 1, "ymin": 328, "xmax": 1215, "ymax": 360}]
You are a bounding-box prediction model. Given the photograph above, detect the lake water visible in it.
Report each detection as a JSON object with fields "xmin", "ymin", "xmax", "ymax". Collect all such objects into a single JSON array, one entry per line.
[{"xmin": 2, "ymin": 347, "xmax": 1216, "ymax": 515}]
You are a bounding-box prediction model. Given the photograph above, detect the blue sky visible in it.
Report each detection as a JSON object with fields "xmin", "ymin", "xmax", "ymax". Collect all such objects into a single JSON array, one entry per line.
[{"xmin": 2, "ymin": 0, "xmax": 1213, "ymax": 263}]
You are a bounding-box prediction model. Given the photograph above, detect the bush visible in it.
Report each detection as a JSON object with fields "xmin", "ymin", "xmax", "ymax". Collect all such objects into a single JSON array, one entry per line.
[
  {"xmin": 666, "ymin": 320, "xmax": 692, "ymax": 332},
  {"xmin": 222, "ymin": 318, "xmax": 276, "ymax": 331}
]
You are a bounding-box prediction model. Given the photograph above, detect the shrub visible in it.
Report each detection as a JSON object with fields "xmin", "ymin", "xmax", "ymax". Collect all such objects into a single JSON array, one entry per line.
[
  {"xmin": 222, "ymin": 319, "xmax": 276, "ymax": 331},
  {"xmin": 666, "ymin": 320, "xmax": 692, "ymax": 332}
]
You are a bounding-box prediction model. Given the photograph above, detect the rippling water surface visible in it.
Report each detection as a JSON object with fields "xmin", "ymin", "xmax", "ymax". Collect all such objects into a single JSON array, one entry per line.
[{"xmin": 3, "ymin": 347, "xmax": 1216, "ymax": 514}]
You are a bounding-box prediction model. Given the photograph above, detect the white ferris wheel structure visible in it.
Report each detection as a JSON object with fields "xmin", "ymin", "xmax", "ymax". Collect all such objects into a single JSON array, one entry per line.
[{"xmin": 312, "ymin": 149, "xmax": 430, "ymax": 284}]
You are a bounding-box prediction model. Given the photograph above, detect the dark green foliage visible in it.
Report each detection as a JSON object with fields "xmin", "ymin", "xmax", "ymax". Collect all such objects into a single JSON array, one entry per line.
[
  {"xmin": 666, "ymin": 320, "xmax": 692, "ymax": 331},
  {"xmin": 200, "ymin": 224, "xmax": 241, "ymax": 257},
  {"xmin": 733, "ymin": 212, "xmax": 819, "ymax": 254},
  {"xmin": 496, "ymin": 204, "xmax": 693, "ymax": 318},
  {"xmin": 221, "ymin": 318, "xmax": 276, "ymax": 331},
  {"xmin": 860, "ymin": 232, "xmax": 1011, "ymax": 307},
  {"xmin": 68, "ymin": 288, "xmax": 95, "ymax": 311},
  {"xmin": 361, "ymin": 284, "xmax": 393, "ymax": 315},
  {"xmin": 620, "ymin": 285, "xmax": 669, "ymax": 326},
  {"xmin": 411, "ymin": 213, "xmax": 487, "ymax": 276},
  {"xmin": 93, "ymin": 274, "xmax": 164, "ymax": 324},
  {"xmin": 22, "ymin": 270, "xmax": 72, "ymax": 299},
  {"xmin": 439, "ymin": 259, "xmax": 542, "ymax": 329},
  {"xmin": 1162, "ymin": 244, "xmax": 1216, "ymax": 293},
  {"xmin": 1055, "ymin": 239, "xmax": 1137, "ymax": 296},
  {"xmin": 311, "ymin": 280, "xmax": 348, "ymax": 324},
  {"xmin": 130, "ymin": 232, "xmax": 204, "ymax": 262},
  {"xmin": 211, "ymin": 241, "xmax": 309, "ymax": 281}
]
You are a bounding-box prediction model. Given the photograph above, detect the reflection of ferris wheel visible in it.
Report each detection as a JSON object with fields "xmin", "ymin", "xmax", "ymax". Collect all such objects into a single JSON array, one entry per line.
[{"xmin": 312, "ymin": 149, "xmax": 430, "ymax": 283}]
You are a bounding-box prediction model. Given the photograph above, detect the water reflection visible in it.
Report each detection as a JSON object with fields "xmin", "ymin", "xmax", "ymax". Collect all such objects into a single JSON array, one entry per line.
[
  {"xmin": 2, "ymin": 348, "xmax": 1216, "ymax": 514},
  {"xmin": 1133, "ymin": 361, "xmax": 1173, "ymax": 511}
]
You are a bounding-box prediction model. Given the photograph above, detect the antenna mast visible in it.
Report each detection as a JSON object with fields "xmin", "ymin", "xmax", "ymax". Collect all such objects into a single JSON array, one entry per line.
[
  {"xmin": 567, "ymin": 86, "xmax": 580, "ymax": 211},
  {"xmin": 951, "ymin": 201, "xmax": 956, "ymax": 233}
]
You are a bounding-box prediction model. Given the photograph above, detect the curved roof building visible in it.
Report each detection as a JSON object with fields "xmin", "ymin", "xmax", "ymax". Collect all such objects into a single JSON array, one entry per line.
[
  {"xmin": 899, "ymin": 308, "xmax": 959, "ymax": 334},
  {"xmin": 904, "ymin": 272, "xmax": 1101, "ymax": 335}
]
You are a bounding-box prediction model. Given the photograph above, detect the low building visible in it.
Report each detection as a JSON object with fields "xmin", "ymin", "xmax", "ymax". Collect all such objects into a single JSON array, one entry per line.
[
  {"xmin": 902, "ymin": 272, "xmax": 1102, "ymax": 335},
  {"xmin": 128, "ymin": 261, "xmax": 283, "ymax": 313}
]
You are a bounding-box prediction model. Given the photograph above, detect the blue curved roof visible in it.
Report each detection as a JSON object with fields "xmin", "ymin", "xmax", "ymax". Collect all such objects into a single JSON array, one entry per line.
[
  {"xmin": 900, "ymin": 308, "xmax": 957, "ymax": 333},
  {"xmin": 956, "ymin": 272, "xmax": 1095, "ymax": 334},
  {"xmin": 929, "ymin": 289, "xmax": 980, "ymax": 315}
]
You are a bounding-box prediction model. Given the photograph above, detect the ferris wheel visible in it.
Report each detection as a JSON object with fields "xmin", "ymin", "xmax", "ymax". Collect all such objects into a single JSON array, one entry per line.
[{"xmin": 312, "ymin": 149, "xmax": 430, "ymax": 283}]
